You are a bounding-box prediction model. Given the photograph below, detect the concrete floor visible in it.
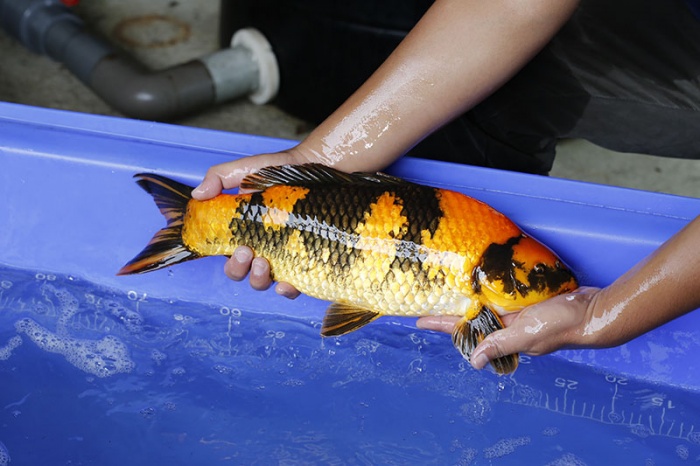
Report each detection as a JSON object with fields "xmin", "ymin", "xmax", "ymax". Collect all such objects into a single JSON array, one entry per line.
[{"xmin": 1, "ymin": 0, "xmax": 698, "ymax": 198}]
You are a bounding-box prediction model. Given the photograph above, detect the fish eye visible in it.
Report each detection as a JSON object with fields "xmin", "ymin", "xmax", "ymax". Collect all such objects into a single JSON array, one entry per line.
[{"xmin": 533, "ymin": 263, "xmax": 546, "ymax": 274}]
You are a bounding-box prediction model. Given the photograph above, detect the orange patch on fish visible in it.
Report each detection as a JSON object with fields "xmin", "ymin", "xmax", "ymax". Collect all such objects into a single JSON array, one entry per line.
[
  {"xmin": 353, "ymin": 192, "xmax": 408, "ymax": 286},
  {"xmin": 182, "ymin": 195, "xmax": 245, "ymax": 256},
  {"xmin": 355, "ymin": 192, "xmax": 407, "ymax": 240},
  {"xmin": 261, "ymin": 185, "xmax": 310, "ymax": 230}
]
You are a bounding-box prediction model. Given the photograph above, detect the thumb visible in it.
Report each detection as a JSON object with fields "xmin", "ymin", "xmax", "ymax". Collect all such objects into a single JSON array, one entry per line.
[
  {"xmin": 469, "ymin": 326, "xmax": 527, "ymax": 370},
  {"xmin": 192, "ymin": 152, "xmax": 298, "ymax": 200}
]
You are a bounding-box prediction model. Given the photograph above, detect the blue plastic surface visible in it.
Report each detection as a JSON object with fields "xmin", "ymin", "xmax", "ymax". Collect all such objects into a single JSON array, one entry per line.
[{"xmin": 1, "ymin": 102, "xmax": 700, "ymax": 464}]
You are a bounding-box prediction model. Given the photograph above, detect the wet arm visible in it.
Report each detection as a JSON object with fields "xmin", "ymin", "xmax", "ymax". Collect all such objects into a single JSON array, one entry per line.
[
  {"xmin": 193, "ymin": 0, "xmax": 580, "ymax": 197},
  {"xmin": 576, "ymin": 214, "xmax": 700, "ymax": 348}
]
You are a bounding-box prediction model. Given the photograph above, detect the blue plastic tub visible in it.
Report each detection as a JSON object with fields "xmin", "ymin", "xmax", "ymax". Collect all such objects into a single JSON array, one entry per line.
[{"xmin": 1, "ymin": 102, "xmax": 700, "ymax": 464}]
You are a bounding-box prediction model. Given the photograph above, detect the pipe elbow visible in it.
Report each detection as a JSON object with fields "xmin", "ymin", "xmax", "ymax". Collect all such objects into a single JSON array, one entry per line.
[
  {"xmin": 90, "ymin": 57, "xmax": 216, "ymax": 121},
  {"xmin": 1, "ymin": 0, "xmax": 276, "ymax": 121}
]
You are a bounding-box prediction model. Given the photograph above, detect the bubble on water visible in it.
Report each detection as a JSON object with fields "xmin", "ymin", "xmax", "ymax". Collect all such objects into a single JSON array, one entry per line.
[
  {"xmin": 44, "ymin": 285, "xmax": 79, "ymax": 335},
  {"xmin": 542, "ymin": 427, "xmax": 560, "ymax": 437},
  {"xmin": 0, "ymin": 336, "xmax": 22, "ymax": 361},
  {"xmin": 462, "ymin": 449, "xmax": 478, "ymax": 464},
  {"xmin": 51, "ymin": 286, "xmax": 78, "ymax": 310},
  {"xmin": 14, "ymin": 318, "xmax": 134, "ymax": 378},
  {"xmin": 0, "ymin": 441, "xmax": 9, "ymax": 466},
  {"xmin": 630, "ymin": 424, "xmax": 652, "ymax": 438},
  {"xmin": 150, "ymin": 349, "xmax": 167, "ymax": 365},
  {"xmin": 104, "ymin": 299, "xmax": 143, "ymax": 334},
  {"xmin": 31, "ymin": 298, "xmax": 52, "ymax": 316},
  {"xmin": 545, "ymin": 452, "xmax": 587, "ymax": 466},
  {"xmin": 355, "ymin": 338, "xmax": 380, "ymax": 355},
  {"xmin": 460, "ymin": 396, "xmax": 492, "ymax": 425},
  {"xmin": 171, "ymin": 367, "xmax": 186, "ymax": 376},
  {"xmin": 676, "ymin": 444, "xmax": 689, "ymax": 460},
  {"xmin": 212, "ymin": 364, "xmax": 232, "ymax": 375},
  {"xmin": 513, "ymin": 385, "xmax": 538, "ymax": 404},
  {"xmin": 483, "ymin": 436, "xmax": 531, "ymax": 459},
  {"xmin": 283, "ymin": 378, "xmax": 305, "ymax": 387},
  {"xmin": 140, "ymin": 407, "xmax": 156, "ymax": 419},
  {"xmin": 688, "ymin": 431, "xmax": 700, "ymax": 445}
]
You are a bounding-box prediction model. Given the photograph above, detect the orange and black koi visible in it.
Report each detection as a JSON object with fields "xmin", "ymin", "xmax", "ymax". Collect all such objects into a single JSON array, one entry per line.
[{"xmin": 118, "ymin": 164, "xmax": 578, "ymax": 373}]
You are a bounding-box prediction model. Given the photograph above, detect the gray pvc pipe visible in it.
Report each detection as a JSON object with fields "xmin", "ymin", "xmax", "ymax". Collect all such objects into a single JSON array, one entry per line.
[{"xmin": 0, "ymin": 0, "xmax": 275, "ymax": 121}]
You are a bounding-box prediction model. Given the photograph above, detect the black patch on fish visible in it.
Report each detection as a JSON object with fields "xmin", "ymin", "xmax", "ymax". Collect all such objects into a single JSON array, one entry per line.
[
  {"xmin": 472, "ymin": 235, "xmax": 576, "ymax": 299},
  {"xmin": 527, "ymin": 259, "xmax": 576, "ymax": 294},
  {"xmin": 395, "ymin": 186, "xmax": 443, "ymax": 244},
  {"xmin": 230, "ymin": 166, "xmax": 449, "ymax": 291},
  {"xmin": 472, "ymin": 236, "xmax": 528, "ymax": 297}
]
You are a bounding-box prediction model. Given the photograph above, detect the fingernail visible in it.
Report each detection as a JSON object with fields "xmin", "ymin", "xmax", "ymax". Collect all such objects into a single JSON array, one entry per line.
[
  {"xmin": 470, "ymin": 352, "xmax": 489, "ymax": 370},
  {"xmin": 250, "ymin": 258, "xmax": 266, "ymax": 276},
  {"xmin": 415, "ymin": 317, "xmax": 430, "ymax": 329},
  {"xmin": 191, "ymin": 184, "xmax": 208, "ymax": 198},
  {"xmin": 233, "ymin": 247, "xmax": 253, "ymax": 263}
]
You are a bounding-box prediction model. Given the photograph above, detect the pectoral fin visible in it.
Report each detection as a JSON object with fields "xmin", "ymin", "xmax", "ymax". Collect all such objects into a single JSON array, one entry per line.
[
  {"xmin": 321, "ymin": 303, "xmax": 381, "ymax": 336},
  {"xmin": 452, "ymin": 306, "xmax": 519, "ymax": 374}
]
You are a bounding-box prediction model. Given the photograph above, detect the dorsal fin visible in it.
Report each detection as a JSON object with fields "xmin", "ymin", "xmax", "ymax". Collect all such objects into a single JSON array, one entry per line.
[{"xmin": 240, "ymin": 163, "xmax": 409, "ymax": 191}]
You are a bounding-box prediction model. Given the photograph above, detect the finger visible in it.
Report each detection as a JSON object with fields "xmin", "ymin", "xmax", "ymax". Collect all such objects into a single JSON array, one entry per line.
[
  {"xmin": 223, "ymin": 247, "xmax": 254, "ymax": 281},
  {"xmin": 415, "ymin": 315, "xmax": 461, "ymax": 334},
  {"xmin": 192, "ymin": 152, "xmax": 299, "ymax": 200},
  {"xmin": 275, "ymin": 282, "xmax": 301, "ymax": 299},
  {"xmin": 469, "ymin": 329, "xmax": 521, "ymax": 370},
  {"xmin": 248, "ymin": 257, "xmax": 273, "ymax": 291},
  {"xmin": 192, "ymin": 161, "xmax": 249, "ymax": 200},
  {"xmin": 500, "ymin": 312, "xmax": 520, "ymax": 327}
]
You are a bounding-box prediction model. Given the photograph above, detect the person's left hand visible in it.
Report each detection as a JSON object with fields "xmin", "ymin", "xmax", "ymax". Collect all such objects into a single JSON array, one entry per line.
[{"xmin": 416, "ymin": 287, "xmax": 600, "ymax": 369}]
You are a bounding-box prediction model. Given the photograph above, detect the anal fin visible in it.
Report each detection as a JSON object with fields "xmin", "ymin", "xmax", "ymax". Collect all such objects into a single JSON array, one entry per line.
[
  {"xmin": 451, "ymin": 306, "xmax": 519, "ymax": 374},
  {"xmin": 321, "ymin": 303, "xmax": 381, "ymax": 337}
]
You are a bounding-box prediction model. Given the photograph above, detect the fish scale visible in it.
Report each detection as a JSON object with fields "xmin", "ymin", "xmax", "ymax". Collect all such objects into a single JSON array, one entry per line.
[
  {"xmin": 118, "ymin": 164, "xmax": 578, "ymax": 374},
  {"xmin": 216, "ymin": 182, "xmax": 479, "ymax": 317}
]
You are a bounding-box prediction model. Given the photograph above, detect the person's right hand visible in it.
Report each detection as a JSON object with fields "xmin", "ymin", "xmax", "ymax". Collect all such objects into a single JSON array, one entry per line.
[{"xmin": 191, "ymin": 149, "xmax": 314, "ymax": 299}]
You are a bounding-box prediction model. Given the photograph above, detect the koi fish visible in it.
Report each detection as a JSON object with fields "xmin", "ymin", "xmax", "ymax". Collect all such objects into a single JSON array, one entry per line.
[{"xmin": 118, "ymin": 164, "xmax": 577, "ymax": 373}]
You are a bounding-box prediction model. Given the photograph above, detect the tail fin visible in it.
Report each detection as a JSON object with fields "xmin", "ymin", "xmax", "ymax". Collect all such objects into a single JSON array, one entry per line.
[{"xmin": 117, "ymin": 174, "xmax": 200, "ymax": 275}]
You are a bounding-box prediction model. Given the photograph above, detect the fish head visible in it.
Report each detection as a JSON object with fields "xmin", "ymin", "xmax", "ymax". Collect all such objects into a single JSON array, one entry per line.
[{"xmin": 473, "ymin": 235, "xmax": 578, "ymax": 313}]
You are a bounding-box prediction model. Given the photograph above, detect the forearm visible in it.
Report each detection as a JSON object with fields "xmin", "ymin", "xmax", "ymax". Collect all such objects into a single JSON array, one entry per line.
[
  {"xmin": 292, "ymin": 0, "xmax": 580, "ymax": 172},
  {"xmin": 579, "ymin": 215, "xmax": 700, "ymax": 348}
]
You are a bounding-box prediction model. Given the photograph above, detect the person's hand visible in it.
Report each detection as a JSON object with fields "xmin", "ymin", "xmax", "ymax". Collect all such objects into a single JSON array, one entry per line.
[
  {"xmin": 192, "ymin": 149, "xmax": 311, "ymax": 200},
  {"xmin": 191, "ymin": 149, "xmax": 314, "ymax": 299},
  {"xmin": 416, "ymin": 287, "xmax": 601, "ymax": 369}
]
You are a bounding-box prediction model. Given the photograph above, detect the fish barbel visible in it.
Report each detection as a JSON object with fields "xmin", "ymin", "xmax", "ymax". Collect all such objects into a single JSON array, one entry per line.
[{"xmin": 118, "ymin": 164, "xmax": 578, "ymax": 373}]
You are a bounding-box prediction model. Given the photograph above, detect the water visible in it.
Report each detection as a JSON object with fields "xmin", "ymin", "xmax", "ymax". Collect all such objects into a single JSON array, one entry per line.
[{"xmin": 1, "ymin": 266, "xmax": 700, "ymax": 465}]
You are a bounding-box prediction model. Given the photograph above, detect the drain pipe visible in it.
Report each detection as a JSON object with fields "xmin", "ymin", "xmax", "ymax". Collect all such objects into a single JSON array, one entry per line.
[{"xmin": 0, "ymin": 0, "xmax": 279, "ymax": 120}]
